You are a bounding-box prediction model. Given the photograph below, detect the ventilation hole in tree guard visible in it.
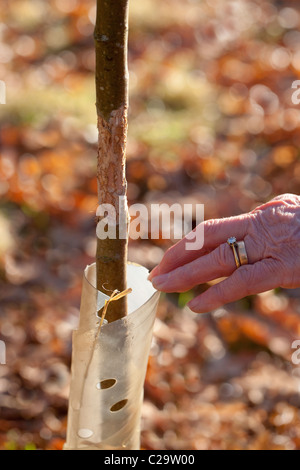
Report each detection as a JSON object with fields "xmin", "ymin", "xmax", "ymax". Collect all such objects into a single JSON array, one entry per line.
[
  {"xmin": 78, "ymin": 428, "xmax": 93, "ymax": 439},
  {"xmin": 96, "ymin": 379, "xmax": 117, "ymax": 390},
  {"xmin": 110, "ymin": 399, "xmax": 128, "ymax": 412}
]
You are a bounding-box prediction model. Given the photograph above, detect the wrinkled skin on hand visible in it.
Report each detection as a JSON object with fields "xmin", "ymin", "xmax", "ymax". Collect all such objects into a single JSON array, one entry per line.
[{"xmin": 149, "ymin": 194, "xmax": 300, "ymax": 313}]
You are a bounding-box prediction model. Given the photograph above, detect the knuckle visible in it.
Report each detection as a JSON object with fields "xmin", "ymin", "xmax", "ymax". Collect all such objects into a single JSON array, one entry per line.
[
  {"xmin": 244, "ymin": 234, "xmax": 265, "ymax": 263},
  {"xmin": 248, "ymin": 217, "xmax": 271, "ymax": 259},
  {"xmin": 213, "ymin": 243, "xmax": 235, "ymax": 270},
  {"xmin": 161, "ymin": 246, "xmax": 176, "ymax": 268},
  {"xmin": 250, "ymin": 199, "xmax": 298, "ymax": 260},
  {"xmin": 273, "ymin": 193, "xmax": 297, "ymax": 203},
  {"xmin": 213, "ymin": 281, "xmax": 226, "ymax": 303},
  {"xmin": 204, "ymin": 218, "xmax": 221, "ymax": 237},
  {"xmin": 238, "ymin": 269, "xmax": 254, "ymax": 296},
  {"xmin": 163, "ymin": 248, "xmax": 173, "ymax": 264}
]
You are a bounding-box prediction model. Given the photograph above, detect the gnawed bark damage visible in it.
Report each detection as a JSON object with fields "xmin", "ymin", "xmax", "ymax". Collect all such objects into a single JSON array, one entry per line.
[
  {"xmin": 95, "ymin": 105, "xmax": 129, "ymax": 323},
  {"xmin": 97, "ymin": 106, "xmax": 128, "ymax": 213}
]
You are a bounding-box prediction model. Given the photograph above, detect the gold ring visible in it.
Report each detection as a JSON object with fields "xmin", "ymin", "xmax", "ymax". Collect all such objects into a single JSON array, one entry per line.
[
  {"xmin": 236, "ymin": 241, "xmax": 248, "ymax": 266},
  {"xmin": 227, "ymin": 237, "xmax": 241, "ymax": 268}
]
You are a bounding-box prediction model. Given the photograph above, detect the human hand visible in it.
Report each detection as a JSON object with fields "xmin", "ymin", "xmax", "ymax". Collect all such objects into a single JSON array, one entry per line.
[{"xmin": 148, "ymin": 194, "xmax": 300, "ymax": 313}]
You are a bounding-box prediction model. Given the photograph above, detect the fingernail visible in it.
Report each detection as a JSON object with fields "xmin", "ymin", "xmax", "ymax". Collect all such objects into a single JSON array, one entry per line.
[
  {"xmin": 150, "ymin": 274, "xmax": 168, "ymax": 289},
  {"xmin": 147, "ymin": 266, "xmax": 160, "ymax": 281},
  {"xmin": 187, "ymin": 299, "xmax": 199, "ymax": 311},
  {"xmin": 187, "ymin": 299, "xmax": 208, "ymax": 314}
]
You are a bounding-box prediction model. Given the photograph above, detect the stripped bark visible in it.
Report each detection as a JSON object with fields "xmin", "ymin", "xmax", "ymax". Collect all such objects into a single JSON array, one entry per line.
[{"xmin": 95, "ymin": 0, "xmax": 130, "ymax": 322}]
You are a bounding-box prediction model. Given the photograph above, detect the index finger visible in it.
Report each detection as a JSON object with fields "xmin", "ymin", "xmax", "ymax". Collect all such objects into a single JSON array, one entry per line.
[{"xmin": 148, "ymin": 213, "xmax": 251, "ymax": 280}]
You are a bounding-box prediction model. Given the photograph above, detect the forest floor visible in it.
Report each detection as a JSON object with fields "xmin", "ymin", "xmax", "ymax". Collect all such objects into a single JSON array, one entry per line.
[{"xmin": 0, "ymin": 0, "xmax": 300, "ymax": 450}]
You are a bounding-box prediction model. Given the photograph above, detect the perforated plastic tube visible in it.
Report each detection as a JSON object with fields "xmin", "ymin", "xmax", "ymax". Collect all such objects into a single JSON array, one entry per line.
[{"xmin": 64, "ymin": 263, "xmax": 160, "ymax": 450}]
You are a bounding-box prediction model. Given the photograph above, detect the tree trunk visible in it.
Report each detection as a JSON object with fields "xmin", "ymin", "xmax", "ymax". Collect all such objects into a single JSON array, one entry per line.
[{"xmin": 95, "ymin": 0, "xmax": 129, "ymax": 322}]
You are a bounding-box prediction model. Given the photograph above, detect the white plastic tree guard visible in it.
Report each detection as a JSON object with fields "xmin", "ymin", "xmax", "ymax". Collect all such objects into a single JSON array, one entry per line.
[{"xmin": 64, "ymin": 263, "xmax": 160, "ymax": 450}]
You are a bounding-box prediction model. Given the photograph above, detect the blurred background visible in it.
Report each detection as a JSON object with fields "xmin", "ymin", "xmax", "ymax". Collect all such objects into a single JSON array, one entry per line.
[{"xmin": 0, "ymin": 0, "xmax": 300, "ymax": 450}]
